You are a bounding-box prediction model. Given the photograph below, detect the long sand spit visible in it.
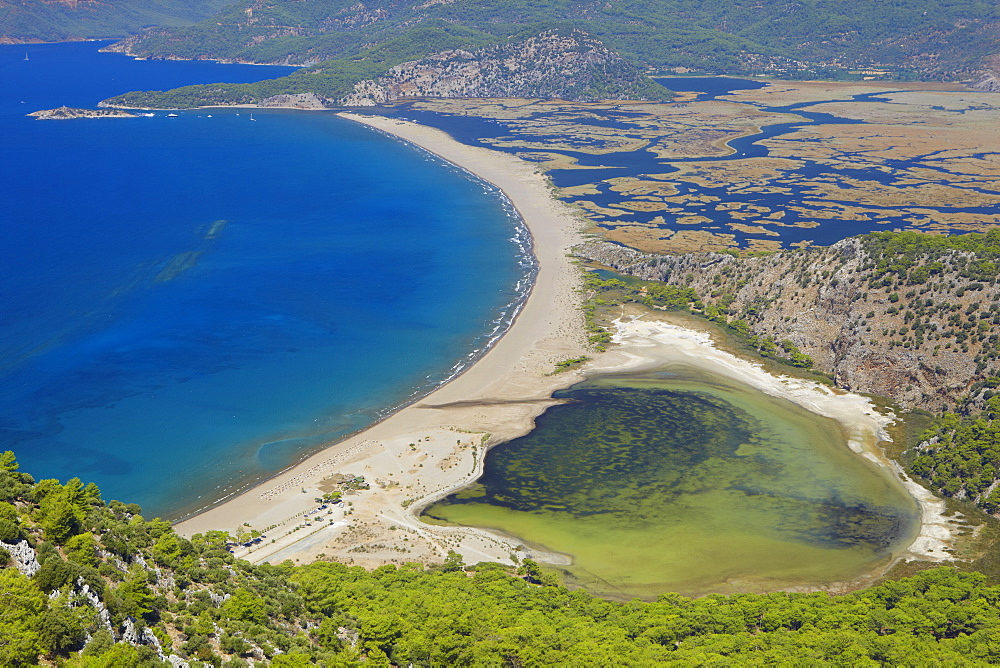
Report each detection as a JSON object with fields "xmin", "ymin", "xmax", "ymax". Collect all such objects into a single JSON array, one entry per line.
[
  {"xmin": 176, "ymin": 113, "xmax": 958, "ymax": 579},
  {"xmin": 175, "ymin": 113, "xmax": 590, "ymax": 567}
]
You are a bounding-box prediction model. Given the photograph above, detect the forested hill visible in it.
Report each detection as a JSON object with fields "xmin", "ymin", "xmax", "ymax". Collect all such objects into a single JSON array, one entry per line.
[
  {"xmin": 2, "ymin": 449, "xmax": 1000, "ymax": 665},
  {"xmin": 101, "ymin": 29, "xmax": 670, "ymax": 109},
  {"xmin": 0, "ymin": 0, "xmax": 230, "ymax": 44},
  {"xmin": 102, "ymin": 0, "xmax": 1000, "ymax": 79}
]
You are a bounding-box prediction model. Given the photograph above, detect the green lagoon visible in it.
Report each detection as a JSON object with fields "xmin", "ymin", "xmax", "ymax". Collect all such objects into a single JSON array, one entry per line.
[{"xmin": 423, "ymin": 366, "xmax": 920, "ymax": 598}]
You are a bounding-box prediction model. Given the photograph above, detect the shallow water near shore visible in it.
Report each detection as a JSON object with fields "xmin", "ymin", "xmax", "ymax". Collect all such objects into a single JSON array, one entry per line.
[{"xmin": 424, "ymin": 365, "xmax": 919, "ymax": 598}]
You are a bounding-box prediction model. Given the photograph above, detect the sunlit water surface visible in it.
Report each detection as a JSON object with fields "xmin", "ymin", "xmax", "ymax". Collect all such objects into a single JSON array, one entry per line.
[{"xmin": 425, "ymin": 366, "xmax": 919, "ymax": 598}]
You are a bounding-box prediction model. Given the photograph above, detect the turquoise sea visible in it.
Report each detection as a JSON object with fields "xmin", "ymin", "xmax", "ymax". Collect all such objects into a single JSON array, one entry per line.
[{"xmin": 0, "ymin": 42, "xmax": 529, "ymax": 519}]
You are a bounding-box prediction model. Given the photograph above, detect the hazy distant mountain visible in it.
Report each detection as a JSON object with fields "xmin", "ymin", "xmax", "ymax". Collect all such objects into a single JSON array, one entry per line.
[
  {"xmin": 0, "ymin": 0, "xmax": 229, "ymax": 43},
  {"xmin": 102, "ymin": 0, "xmax": 1000, "ymax": 79}
]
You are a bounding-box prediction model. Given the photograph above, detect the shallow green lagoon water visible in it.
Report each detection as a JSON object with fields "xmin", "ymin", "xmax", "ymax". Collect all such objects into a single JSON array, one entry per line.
[{"xmin": 423, "ymin": 365, "xmax": 919, "ymax": 598}]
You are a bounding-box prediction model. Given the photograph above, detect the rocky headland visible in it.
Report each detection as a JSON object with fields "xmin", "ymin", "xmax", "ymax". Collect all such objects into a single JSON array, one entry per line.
[{"xmin": 100, "ymin": 30, "xmax": 669, "ymax": 110}]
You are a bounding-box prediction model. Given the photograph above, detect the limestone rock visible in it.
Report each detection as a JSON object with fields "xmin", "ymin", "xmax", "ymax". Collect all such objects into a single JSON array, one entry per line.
[
  {"xmin": 6, "ymin": 539, "xmax": 39, "ymax": 576},
  {"xmin": 258, "ymin": 92, "xmax": 330, "ymax": 109}
]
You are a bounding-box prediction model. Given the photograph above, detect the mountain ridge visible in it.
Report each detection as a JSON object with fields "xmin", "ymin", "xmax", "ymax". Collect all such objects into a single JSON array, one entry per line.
[
  {"xmin": 100, "ymin": 28, "xmax": 671, "ymax": 109},
  {"xmin": 100, "ymin": 0, "xmax": 1000, "ymax": 80}
]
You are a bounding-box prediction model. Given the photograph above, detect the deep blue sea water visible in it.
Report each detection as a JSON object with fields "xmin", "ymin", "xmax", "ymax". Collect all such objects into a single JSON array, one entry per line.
[{"xmin": 0, "ymin": 43, "xmax": 528, "ymax": 519}]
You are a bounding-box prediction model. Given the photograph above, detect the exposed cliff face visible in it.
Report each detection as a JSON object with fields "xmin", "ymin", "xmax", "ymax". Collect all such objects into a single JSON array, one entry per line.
[
  {"xmin": 578, "ymin": 237, "xmax": 1000, "ymax": 411},
  {"xmin": 341, "ymin": 30, "xmax": 668, "ymax": 105},
  {"xmin": 974, "ymin": 74, "xmax": 1000, "ymax": 92}
]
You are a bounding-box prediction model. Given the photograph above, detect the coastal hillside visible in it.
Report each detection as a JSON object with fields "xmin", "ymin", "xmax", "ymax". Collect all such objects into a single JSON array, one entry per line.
[
  {"xmin": 101, "ymin": 29, "xmax": 669, "ymax": 109},
  {"xmin": 580, "ymin": 231, "xmax": 1000, "ymax": 413},
  {"xmin": 0, "ymin": 0, "xmax": 230, "ymax": 44},
  {"xmin": 2, "ymin": 450, "xmax": 1000, "ymax": 665},
  {"xmin": 341, "ymin": 30, "xmax": 666, "ymax": 105},
  {"xmin": 102, "ymin": 0, "xmax": 1000, "ymax": 81}
]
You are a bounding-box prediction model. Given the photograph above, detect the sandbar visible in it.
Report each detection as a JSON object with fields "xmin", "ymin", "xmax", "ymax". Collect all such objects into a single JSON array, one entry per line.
[{"xmin": 175, "ymin": 113, "xmax": 590, "ymax": 568}]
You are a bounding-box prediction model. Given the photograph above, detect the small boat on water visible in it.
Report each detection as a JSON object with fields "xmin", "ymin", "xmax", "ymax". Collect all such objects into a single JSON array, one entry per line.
[
  {"xmin": 167, "ymin": 113, "xmax": 179, "ymax": 117},
  {"xmin": 24, "ymin": 52, "xmax": 29, "ymax": 61},
  {"xmin": 249, "ymin": 112, "xmax": 256, "ymax": 121}
]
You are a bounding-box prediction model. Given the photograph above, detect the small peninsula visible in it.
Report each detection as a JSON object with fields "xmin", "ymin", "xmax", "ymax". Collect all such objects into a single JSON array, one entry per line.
[{"xmin": 28, "ymin": 107, "xmax": 139, "ymax": 120}]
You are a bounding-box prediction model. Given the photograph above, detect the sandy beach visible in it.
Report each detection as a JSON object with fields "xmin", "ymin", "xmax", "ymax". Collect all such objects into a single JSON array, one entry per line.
[
  {"xmin": 176, "ymin": 112, "xmax": 958, "ymax": 579},
  {"xmin": 175, "ymin": 113, "xmax": 591, "ymax": 567}
]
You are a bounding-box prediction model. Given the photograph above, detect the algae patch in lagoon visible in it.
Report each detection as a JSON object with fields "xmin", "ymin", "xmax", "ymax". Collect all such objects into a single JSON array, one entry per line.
[{"xmin": 423, "ymin": 366, "xmax": 919, "ymax": 599}]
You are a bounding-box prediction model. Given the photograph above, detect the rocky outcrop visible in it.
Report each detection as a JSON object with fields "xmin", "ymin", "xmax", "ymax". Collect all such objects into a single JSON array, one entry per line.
[
  {"xmin": 28, "ymin": 106, "xmax": 139, "ymax": 120},
  {"xmin": 341, "ymin": 29, "xmax": 668, "ymax": 105},
  {"xmin": 972, "ymin": 72, "xmax": 1000, "ymax": 92},
  {"xmin": 971, "ymin": 54, "xmax": 1000, "ymax": 91},
  {"xmin": 578, "ymin": 237, "xmax": 1000, "ymax": 411},
  {"xmin": 6, "ymin": 539, "xmax": 40, "ymax": 576}
]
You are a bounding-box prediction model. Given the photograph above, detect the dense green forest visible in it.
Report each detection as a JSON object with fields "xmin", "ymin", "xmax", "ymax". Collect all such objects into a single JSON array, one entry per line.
[
  {"xmin": 0, "ymin": 0, "xmax": 230, "ymax": 43},
  {"xmin": 106, "ymin": 0, "xmax": 999, "ymax": 78},
  {"xmin": 912, "ymin": 399, "xmax": 1000, "ymax": 512},
  {"xmin": 2, "ymin": 449, "xmax": 1000, "ymax": 665}
]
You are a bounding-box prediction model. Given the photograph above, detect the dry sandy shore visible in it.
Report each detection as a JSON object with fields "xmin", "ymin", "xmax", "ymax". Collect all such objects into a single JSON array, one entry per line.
[
  {"xmin": 175, "ymin": 113, "xmax": 590, "ymax": 567},
  {"xmin": 176, "ymin": 113, "xmax": 958, "ymax": 577}
]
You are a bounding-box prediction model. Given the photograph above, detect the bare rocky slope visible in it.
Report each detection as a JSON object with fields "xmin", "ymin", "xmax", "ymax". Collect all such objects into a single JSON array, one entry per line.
[
  {"xmin": 341, "ymin": 29, "xmax": 661, "ymax": 105},
  {"xmin": 578, "ymin": 233, "xmax": 1000, "ymax": 412},
  {"xmin": 973, "ymin": 54, "xmax": 1000, "ymax": 91}
]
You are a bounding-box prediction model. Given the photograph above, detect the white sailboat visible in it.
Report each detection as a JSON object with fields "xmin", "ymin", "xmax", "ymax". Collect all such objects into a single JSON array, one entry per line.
[
  {"xmin": 24, "ymin": 52, "xmax": 29, "ymax": 61},
  {"xmin": 249, "ymin": 112, "xmax": 256, "ymax": 121}
]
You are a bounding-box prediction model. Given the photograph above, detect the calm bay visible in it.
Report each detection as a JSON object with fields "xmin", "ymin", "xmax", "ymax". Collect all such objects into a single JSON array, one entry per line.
[{"xmin": 0, "ymin": 42, "xmax": 528, "ymax": 519}]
